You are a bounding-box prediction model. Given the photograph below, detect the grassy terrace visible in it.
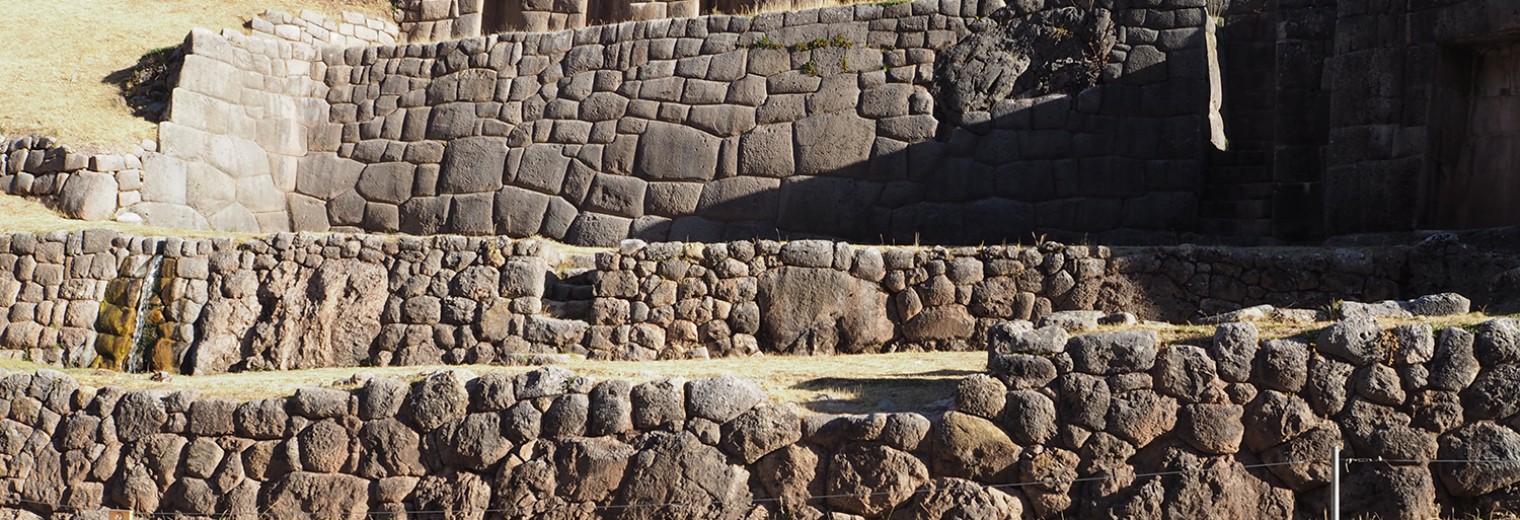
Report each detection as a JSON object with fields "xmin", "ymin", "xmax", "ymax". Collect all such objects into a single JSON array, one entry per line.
[
  {"xmin": 0, "ymin": 0, "xmax": 391, "ymax": 148},
  {"xmin": 0, "ymin": 305, "xmax": 1508, "ymax": 414}
]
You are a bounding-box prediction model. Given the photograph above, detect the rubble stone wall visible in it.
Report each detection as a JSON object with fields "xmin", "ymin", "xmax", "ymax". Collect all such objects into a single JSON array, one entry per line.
[
  {"xmin": 5, "ymin": 228, "xmax": 1520, "ymax": 374},
  {"xmin": 0, "ymin": 137, "xmax": 145, "ymax": 222},
  {"xmin": 8, "ymin": 315, "xmax": 1520, "ymax": 518}
]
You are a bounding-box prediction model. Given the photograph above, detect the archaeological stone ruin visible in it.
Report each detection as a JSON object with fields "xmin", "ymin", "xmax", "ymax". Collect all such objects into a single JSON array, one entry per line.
[{"xmin": 7, "ymin": 0, "xmax": 1520, "ymax": 518}]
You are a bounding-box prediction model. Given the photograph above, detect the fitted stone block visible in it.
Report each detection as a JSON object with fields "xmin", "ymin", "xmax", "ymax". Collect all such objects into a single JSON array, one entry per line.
[
  {"xmin": 635, "ymin": 122, "xmax": 721, "ymax": 181},
  {"xmin": 794, "ymin": 112, "xmax": 874, "ymax": 177},
  {"xmin": 439, "ymin": 137, "xmax": 507, "ymax": 194}
]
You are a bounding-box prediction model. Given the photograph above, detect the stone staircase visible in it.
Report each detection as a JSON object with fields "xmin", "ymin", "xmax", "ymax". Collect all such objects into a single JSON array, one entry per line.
[{"xmin": 544, "ymin": 253, "xmax": 598, "ymax": 320}]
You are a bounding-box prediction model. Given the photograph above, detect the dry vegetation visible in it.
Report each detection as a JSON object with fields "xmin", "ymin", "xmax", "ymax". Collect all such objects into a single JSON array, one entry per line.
[
  {"xmin": 0, "ymin": 311, "xmax": 1511, "ymax": 414},
  {"xmin": 0, "ymin": 351, "xmax": 986, "ymax": 414},
  {"xmin": 0, "ymin": 0, "xmax": 392, "ymax": 148},
  {"xmin": 0, "ymin": 192, "xmax": 259, "ymax": 239}
]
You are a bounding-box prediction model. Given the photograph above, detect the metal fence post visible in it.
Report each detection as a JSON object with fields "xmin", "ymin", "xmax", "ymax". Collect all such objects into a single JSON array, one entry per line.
[{"xmin": 1331, "ymin": 445, "xmax": 1341, "ymax": 520}]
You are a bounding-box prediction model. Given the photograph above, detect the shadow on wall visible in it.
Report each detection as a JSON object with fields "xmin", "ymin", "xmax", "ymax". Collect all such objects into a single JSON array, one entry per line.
[{"xmin": 294, "ymin": 0, "xmax": 1213, "ymax": 247}]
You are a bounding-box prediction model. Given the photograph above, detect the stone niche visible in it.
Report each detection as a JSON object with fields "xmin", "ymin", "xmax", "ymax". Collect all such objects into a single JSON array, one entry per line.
[{"xmin": 1426, "ymin": 38, "xmax": 1520, "ymax": 228}]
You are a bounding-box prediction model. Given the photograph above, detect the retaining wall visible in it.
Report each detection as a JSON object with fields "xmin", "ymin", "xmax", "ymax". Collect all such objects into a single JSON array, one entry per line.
[
  {"xmin": 105, "ymin": 0, "xmax": 1215, "ymax": 245},
  {"xmin": 4, "ymin": 228, "xmax": 1520, "ymax": 374},
  {"xmin": 7, "ymin": 314, "xmax": 1520, "ymax": 518},
  {"xmin": 0, "ymin": 137, "xmax": 145, "ymax": 222}
]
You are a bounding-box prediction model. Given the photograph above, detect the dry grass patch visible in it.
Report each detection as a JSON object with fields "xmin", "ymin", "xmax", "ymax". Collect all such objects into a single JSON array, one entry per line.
[
  {"xmin": 0, "ymin": 193, "xmax": 259, "ymax": 239},
  {"xmin": 0, "ymin": 0, "xmax": 392, "ymax": 148},
  {"xmin": 0, "ymin": 351, "xmax": 986, "ymax": 414}
]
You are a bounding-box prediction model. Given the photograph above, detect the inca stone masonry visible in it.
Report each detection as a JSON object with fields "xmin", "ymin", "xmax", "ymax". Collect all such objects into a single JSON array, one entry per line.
[{"xmin": 9, "ymin": 0, "xmax": 1520, "ymax": 246}]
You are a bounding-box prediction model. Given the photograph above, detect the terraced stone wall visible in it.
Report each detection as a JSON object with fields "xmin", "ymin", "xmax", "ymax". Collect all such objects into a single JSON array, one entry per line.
[
  {"xmin": 273, "ymin": 0, "xmax": 1214, "ymax": 246},
  {"xmin": 9, "ymin": 315, "xmax": 1520, "ymax": 518},
  {"xmin": 127, "ymin": 28, "xmax": 330, "ymax": 233},
  {"xmin": 250, "ymin": 9, "xmax": 401, "ymax": 48},
  {"xmin": 6, "ymin": 228, "xmax": 1520, "ymax": 374}
]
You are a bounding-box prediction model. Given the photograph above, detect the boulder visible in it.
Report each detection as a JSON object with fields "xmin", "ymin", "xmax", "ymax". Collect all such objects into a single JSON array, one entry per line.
[
  {"xmin": 1067, "ymin": 330, "xmax": 1158, "ymax": 375},
  {"xmin": 113, "ymin": 391, "xmax": 167, "ymax": 442},
  {"xmin": 615, "ymin": 432, "xmax": 752, "ymax": 520},
  {"xmin": 1316, "ymin": 317, "xmax": 1384, "ymax": 366},
  {"xmin": 413, "ymin": 471, "xmax": 493, "ymax": 520},
  {"xmin": 296, "ymin": 419, "xmax": 351, "ymax": 473},
  {"xmin": 888, "ymin": 478, "xmax": 1022, "ymax": 520},
  {"xmin": 927, "ymin": 411, "xmax": 1019, "ymax": 482},
  {"xmin": 686, "ymin": 376, "xmax": 765, "ymax": 423},
  {"xmin": 757, "ymin": 267, "xmax": 892, "ymax": 355},
  {"xmin": 1437, "ymin": 422, "xmax": 1520, "ymax": 497},
  {"xmin": 1254, "ymin": 339, "xmax": 1310, "ymax": 393},
  {"xmin": 356, "ymin": 418, "xmax": 423, "ymax": 478},
  {"xmin": 263, "ymin": 472, "xmax": 370, "ymax": 519},
  {"xmin": 989, "ymin": 323, "xmax": 1067, "ymax": 355},
  {"xmin": 1154, "ymin": 344, "xmax": 1218, "ymax": 402},
  {"xmin": 409, "ymin": 370, "xmax": 472, "ymax": 431},
  {"xmin": 1000, "ymin": 390, "xmax": 1057, "ymax": 446},
  {"xmin": 435, "ymin": 412, "xmax": 512, "ymax": 470},
  {"xmin": 826, "ymin": 443, "xmax": 929, "ymax": 517},
  {"xmin": 720, "ymin": 403, "xmax": 802, "ymax": 464},
  {"xmin": 1105, "ymin": 389, "xmax": 1178, "ymax": 448},
  {"xmin": 954, "ymin": 374, "xmax": 1007, "ymax": 419},
  {"xmin": 556, "ymin": 437, "xmax": 636, "ymax": 503},
  {"xmin": 1210, "ymin": 322, "xmax": 1258, "ymax": 382}
]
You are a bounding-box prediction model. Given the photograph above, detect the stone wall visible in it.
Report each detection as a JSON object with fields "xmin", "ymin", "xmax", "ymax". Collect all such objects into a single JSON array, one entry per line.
[
  {"xmin": 8, "ymin": 315, "xmax": 1520, "ymax": 518},
  {"xmin": 0, "ymin": 136, "xmax": 145, "ymax": 222},
  {"xmin": 284, "ymin": 0, "xmax": 1214, "ymax": 246},
  {"xmin": 126, "ymin": 28, "xmax": 330, "ymax": 233},
  {"xmin": 5, "ymin": 228, "xmax": 1520, "ymax": 374},
  {"xmin": 251, "ymin": 9, "xmax": 400, "ymax": 48}
]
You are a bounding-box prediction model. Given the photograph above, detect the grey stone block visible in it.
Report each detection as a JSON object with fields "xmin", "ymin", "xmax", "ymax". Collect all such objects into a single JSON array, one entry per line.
[
  {"xmin": 738, "ymin": 123, "xmax": 794, "ymax": 178},
  {"xmin": 511, "ymin": 144, "xmax": 571, "ymax": 194},
  {"xmin": 400, "ymin": 196, "xmax": 452, "ymax": 235},
  {"xmin": 565, "ymin": 214, "xmax": 634, "ymax": 247},
  {"xmin": 56, "ymin": 171, "xmax": 118, "ymax": 221},
  {"xmin": 296, "ymin": 153, "xmax": 362, "ymax": 200},
  {"xmin": 357, "ymin": 162, "xmax": 416, "ymax": 204},
  {"xmin": 449, "ymin": 193, "xmax": 494, "ymax": 235},
  {"xmin": 635, "ymin": 122, "xmax": 721, "ymax": 181},
  {"xmin": 439, "ymin": 137, "xmax": 507, "ymax": 194},
  {"xmin": 585, "ymin": 174, "xmax": 647, "ymax": 218},
  {"xmin": 697, "ymin": 176, "xmax": 780, "ymax": 222},
  {"xmin": 794, "ymin": 112, "xmax": 874, "ymax": 177},
  {"xmin": 493, "ymin": 186, "xmax": 550, "ymax": 237}
]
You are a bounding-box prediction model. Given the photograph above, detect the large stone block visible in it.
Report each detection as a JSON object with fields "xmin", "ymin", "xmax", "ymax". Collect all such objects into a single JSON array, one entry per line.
[
  {"xmin": 140, "ymin": 153, "xmax": 188, "ymax": 204},
  {"xmin": 511, "ymin": 144, "xmax": 571, "ymax": 194},
  {"xmin": 794, "ymin": 112, "xmax": 874, "ymax": 176},
  {"xmin": 439, "ymin": 137, "xmax": 507, "ymax": 194},
  {"xmin": 57, "ymin": 171, "xmax": 118, "ymax": 221},
  {"xmin": 584, "ymin": 174, "xmax": 647, "ymax": 218},
  {"xmin": 738, "ymin": 123, "xmax": 794, "ymax": 178},
  {"xmin": 357, "ymin": 162, "xmax": 417, "ymax": 204},
  {"xmin": 635, "ymin": 122, "xmax": 721, "ymax": 181},
  {"xmin": 777, "ymin": 176, "xmax": 881, "ymax": 238},
  {"xmin": 296, "ymin": 153, "xmax": 363, "ymax": 200},
  {"xmin": 494, "ymin": 186, "xmax": 551, "ymax": 237},
  {"xmin": 400, "ymin": 196, "xmax": 452, "ymax": 235},
  {"xmin": 696, "ymin": 176, "xmax": 780, "ymax": 222},
  {"xmin": 564, "ymin": 214, "xmax": 633, "ymax": 246}
]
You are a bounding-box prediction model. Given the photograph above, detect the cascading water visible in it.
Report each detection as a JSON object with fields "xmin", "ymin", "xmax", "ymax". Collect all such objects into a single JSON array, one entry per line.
[{"xmin": 124, "ymin": 248, "xmax": 163, "ymax": 373}]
